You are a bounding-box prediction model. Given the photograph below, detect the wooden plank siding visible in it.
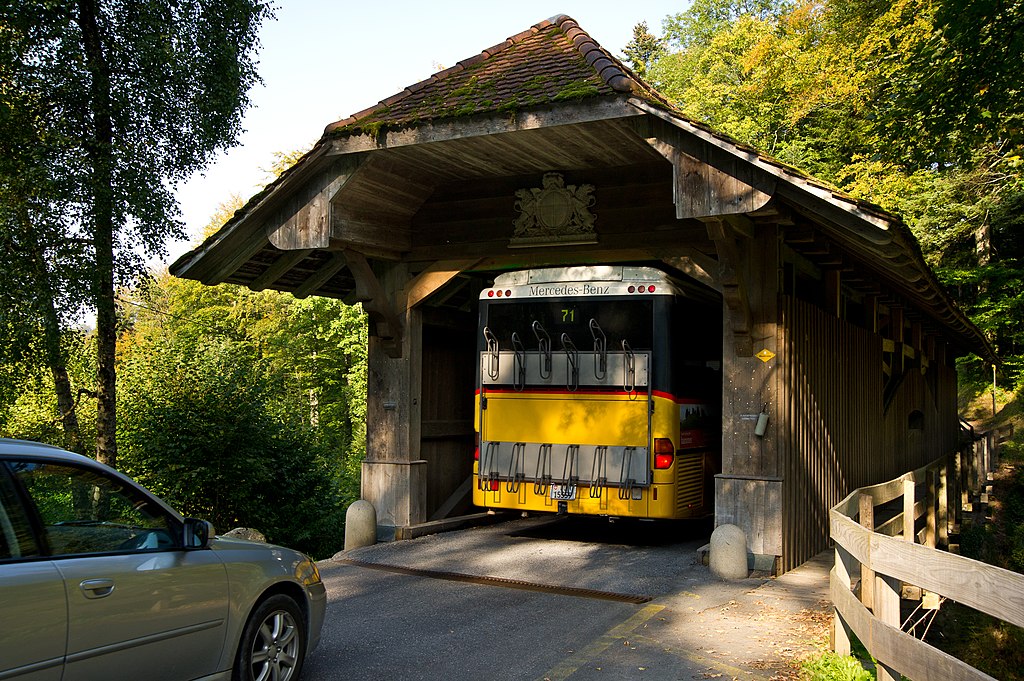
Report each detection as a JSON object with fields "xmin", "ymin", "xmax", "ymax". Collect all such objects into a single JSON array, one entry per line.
[
  {"xmin": 779, "ymin": 296, "xmax": 959, "ymax": 571},
  {"xmin": 420, "ymin": 322, "xmax": 477, "ymax": 519}
]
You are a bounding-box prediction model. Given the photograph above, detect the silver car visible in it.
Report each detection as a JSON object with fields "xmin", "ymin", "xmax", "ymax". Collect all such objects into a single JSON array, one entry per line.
[{"xmin": 0, "ymin": 438, "xmax": 326, "ymax": 681}]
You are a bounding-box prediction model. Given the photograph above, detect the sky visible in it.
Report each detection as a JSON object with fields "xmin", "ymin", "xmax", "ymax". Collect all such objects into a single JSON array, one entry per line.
[{"xmin": 167, "ymin": 0, "xmax": 688, "ymax": 265}]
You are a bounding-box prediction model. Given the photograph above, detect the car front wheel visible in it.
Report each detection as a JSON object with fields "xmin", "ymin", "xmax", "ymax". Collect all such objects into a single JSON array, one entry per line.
[{"xmin": 234, "ymin": 594, "xmax": 306, "ymax": 681}]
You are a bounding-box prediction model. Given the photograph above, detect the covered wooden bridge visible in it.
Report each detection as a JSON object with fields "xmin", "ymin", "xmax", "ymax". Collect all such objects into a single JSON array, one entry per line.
[{"xmin": 171, "ymin": 15, "xmax": 993, "ymax": 571}]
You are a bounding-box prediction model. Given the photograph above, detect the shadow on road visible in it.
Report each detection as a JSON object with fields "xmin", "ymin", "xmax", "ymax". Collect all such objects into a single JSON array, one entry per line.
[{"xmin": 505, "ymin": 514, "xmax": 713, "ymax": 547}]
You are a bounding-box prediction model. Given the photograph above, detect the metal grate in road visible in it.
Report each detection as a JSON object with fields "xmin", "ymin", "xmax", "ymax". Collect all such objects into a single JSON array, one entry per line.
[{"xmin": 338, "ymin": 558, "xmax": 653, "ymax": 604}]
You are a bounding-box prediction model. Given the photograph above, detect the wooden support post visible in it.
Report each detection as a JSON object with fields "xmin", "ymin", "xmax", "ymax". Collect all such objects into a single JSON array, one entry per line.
[
  {"xmin": 903, "ymin": 478, "xmax": 915, "ymax": 542},
  {"xmin": 891, "ymin": 307, "xmax": 905, "ymax": 343},
  {"xmin": 859, "ymin": 493, "xmax": 874, "ymax": 610},
  {"xmin": 344, "ymin": 250, "xmax": 404, "ymax": 355},
  {"xmin": 362, "ymin": 262, "xmax": 427, "ymax": 529},
  {"xmin": 706, "ymin": 218, "xmax": 753, "ymax": 356},
  {"xmin": 874, "ymin": 573, "xmax": 902, "ymax": 681},
  {"xmin": 910, "ymin": 322, "xmax": 923, "ymax": 359},
  {"xmin": 713, "ymin": 222, "xmax": 783, "ymax": 560},
  {"xmin": 926, "ymin": 469, "xmax": 938, "ymax": 549},
  {"xmin": 833, "ymin": 546, "xmax": 855, "ymax": 656}
]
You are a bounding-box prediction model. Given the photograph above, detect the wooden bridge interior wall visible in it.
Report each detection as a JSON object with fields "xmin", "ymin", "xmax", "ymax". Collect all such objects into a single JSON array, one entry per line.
[{"xmin": 779, "ymin": 295, "xmax": 959, "ymax": 571}]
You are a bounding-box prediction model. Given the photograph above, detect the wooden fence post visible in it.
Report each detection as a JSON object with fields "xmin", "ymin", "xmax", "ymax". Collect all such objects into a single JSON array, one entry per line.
[
  {"xmin": 859, "ymin": 493, "xmax": 874, "ymax": 610},
  {"xmin": 833, "ymin": 546, "xmax": 853, "ymax": 656},
  {"xmin": 903, "ymin": 478, "xmax": 915, "ymax": 542},
  {"xmin": 874, "ymin": 573, "xmax": 902, "ymax": 681}
]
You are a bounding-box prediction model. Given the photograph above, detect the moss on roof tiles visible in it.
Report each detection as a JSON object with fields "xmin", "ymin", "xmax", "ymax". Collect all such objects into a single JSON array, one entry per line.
[{"xmin": 327, "ymin": 21, "xmax": 618, "ymax": 138}]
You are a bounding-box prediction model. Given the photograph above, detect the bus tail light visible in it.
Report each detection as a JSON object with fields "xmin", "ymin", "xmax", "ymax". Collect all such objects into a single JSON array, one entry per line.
[
  {"xmin": 474, "ymin": 434, "xmax": 480, "ymax": 461},
  {"xmin": 654, "ymin": 438, "xmax": 675, "ymax": 469}
]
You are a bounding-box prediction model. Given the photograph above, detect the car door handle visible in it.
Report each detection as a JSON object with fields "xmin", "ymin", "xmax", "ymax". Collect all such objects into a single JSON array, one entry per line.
[{"xmin": 79, "ymin": 578, "xmax": 116, "ymax": 599}]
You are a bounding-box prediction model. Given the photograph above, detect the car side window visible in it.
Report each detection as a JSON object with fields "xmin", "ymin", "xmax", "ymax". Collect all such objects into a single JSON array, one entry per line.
[
  {"xmin": 10, "ymin": 461, "xmax": 178, "ymax": 556},
  {"xmin": 0, "ymin": 465, "xmax": 39, "ymax": 561}
]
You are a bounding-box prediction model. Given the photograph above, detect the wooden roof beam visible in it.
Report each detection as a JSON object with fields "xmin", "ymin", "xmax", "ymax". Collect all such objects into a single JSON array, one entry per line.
[
  {"xmin": 249, "ymin": 249, "xmax": 314, "ymax": 291},
  {"xmin": 660, "ymin": 247, "xmax": 721, "ymax": 293},
  {"xmin": 195, "ymin": 226, "xmax": 269, "ymax": 285},
  {"xmin": 326, "ymin": 98, "xmax": 643, "ymax": 155},
  {"xmin": 642, "ymin": 118, "xmax": 775, "ymax": 221},
  {"xmin": 404, "ymin": 259, "xmax": 484, "ymax": 311},
  {"xmin": 293, "ymin": 251, "xmax": 348, "ymax": 299},
  {"xmin": 748, "ymin": 201, "xmax": 796, "ymax": 225}
]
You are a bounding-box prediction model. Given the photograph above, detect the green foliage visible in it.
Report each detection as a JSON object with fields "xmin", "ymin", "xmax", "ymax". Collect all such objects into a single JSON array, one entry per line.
[
  {"xmin": 113, "ymin": 272, "xmax": 367, "ymax": 558},
  {"xmin": 1, "ymin": 254, "xmax": 369, "ymax": 559},
  {"xmin": 662, "ymin": 0, "xmax": 793, "ymax": 50},
  {"xmin": 262, "ymin": 148, "xmax": 313, "ymax": 184},
  {"xmin": 117, "ymin": 335, "xmax": 347, "ymax": 559},
  {"xmin": 1, "ymin": 330, "xmax": 98, "ymax": 447},
  {"xmin": 800, "ymin": 651, "xmax": 874, "ymax": 680}
]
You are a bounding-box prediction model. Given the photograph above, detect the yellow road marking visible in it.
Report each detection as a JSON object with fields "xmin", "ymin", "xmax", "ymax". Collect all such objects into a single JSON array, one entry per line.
[{"xmin": 538, "ymin": 603, "xmax": 764, "ymax": 680}]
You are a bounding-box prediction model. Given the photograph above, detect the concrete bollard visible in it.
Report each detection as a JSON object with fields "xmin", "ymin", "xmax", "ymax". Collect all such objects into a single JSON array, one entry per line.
[
  {"xmin": 709, "ymin": 523, "xmax": 749, "ymax": 580},
  {"xmin": 344, "ymin": 499, "xmax": 377, "ymax": 551}
]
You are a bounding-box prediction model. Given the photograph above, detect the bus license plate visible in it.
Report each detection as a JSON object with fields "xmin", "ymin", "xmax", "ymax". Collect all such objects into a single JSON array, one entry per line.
[{"xmin": 550, "ymin": 484, "xmax": 576, "ymax": 501}]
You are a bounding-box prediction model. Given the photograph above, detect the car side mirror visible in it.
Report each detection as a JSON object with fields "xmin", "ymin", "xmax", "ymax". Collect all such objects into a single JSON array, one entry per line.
[{"xmin": 183, "ymin": 518, "xmax": 215, "ymax": 549}]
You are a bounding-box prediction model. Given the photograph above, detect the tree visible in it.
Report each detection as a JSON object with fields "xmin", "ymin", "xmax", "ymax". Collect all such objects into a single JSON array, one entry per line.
[
  {"xmin": 647, "ymin": 0, "xmax": 1024, "ymax": 386},
  {"xmin": 622, "ymin": 22, "xmax": 666, "ymax": 79},
  {"xmin": 662, "ymin": 0, "xmax": 793, "ymax": 50},
  {"xmin": 0, "ymin": 0, "xmax": 273, "ymax": 466},
  {"xmin": 0, "ymin": 36, "xmax": 92, "ymax": 453}
]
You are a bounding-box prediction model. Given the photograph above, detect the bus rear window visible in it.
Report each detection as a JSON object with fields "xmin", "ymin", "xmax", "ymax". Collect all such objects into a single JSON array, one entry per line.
[{"xmin": 483, "ymin": 299, "xmax": 653, "ymax": 351}]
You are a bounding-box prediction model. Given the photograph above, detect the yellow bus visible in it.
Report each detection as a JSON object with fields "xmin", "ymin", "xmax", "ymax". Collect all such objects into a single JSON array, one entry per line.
[{"xmin": 473, "ymin": 266, "xmax": 721, "ymax": 520}]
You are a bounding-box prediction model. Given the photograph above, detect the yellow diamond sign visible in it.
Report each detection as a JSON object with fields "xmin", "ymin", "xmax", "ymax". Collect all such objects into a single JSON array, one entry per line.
[{"xmin": 756, "ymin": 348, "xmax": 776, "ymax": 363}]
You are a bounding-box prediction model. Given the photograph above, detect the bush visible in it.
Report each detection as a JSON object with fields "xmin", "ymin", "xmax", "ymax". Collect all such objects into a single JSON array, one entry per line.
[{"xmin": 117, "ymin": 337, "xmax": 348, "ymax": 558}]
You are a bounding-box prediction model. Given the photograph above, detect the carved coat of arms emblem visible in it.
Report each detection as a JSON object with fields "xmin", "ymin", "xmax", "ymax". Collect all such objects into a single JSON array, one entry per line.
[{"xmin": 511, "ymin": 172, "xmax": 597, "ymax": 247}]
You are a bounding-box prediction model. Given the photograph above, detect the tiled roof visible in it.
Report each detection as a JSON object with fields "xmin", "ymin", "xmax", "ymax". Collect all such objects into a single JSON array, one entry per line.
[
  {"xmin": 324, "ymin": 15, "xmax": 659, "ymax": 136},
  {"xmin": 170, "ymin": 14, "xmax": 992, "ymax": 361}
]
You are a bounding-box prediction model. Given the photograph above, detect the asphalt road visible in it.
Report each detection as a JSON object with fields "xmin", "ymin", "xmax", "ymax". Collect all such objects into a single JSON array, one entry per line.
[
  {"xmin": 301, "ymin": 516, "xmax": 832, "ymax": 680},
  {"xmin": 304, "ymin": 561, "xmax": 652, "ymax": 681}
]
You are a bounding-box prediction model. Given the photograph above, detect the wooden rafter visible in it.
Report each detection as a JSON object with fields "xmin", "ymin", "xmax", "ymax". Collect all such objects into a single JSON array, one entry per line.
[
  {"xmin": 249, "ymin": 249, "xmax": 313, "ymax": 291},
  {"xmin": 294, "ymin": 252, "xmax": 347, "ymax": 299}
]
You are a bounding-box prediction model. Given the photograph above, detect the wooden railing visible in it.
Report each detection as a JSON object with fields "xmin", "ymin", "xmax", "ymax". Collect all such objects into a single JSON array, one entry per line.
[{"xmin": 830, "ymin": 440, "xmax": 1024, "ymax": 681}]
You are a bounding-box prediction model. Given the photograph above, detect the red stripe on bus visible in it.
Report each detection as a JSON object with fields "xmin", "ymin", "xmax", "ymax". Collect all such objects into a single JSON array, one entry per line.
[{"xmin": 475, "ymin": 387, "xmax": 703, "ymax": 404}]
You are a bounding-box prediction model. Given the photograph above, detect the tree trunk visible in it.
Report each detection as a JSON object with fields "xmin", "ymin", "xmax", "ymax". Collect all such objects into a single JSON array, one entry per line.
[
  {"xmin": 77, "ymin": 0, "xmax": 117, "ymax": 467},
  {"xmin": 42, "ymin": 288, "xmax": 85, "ymax": 456},
  {"xmin": 23, "ymin": 211, "xmax": 86, "ymax": 456}
]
